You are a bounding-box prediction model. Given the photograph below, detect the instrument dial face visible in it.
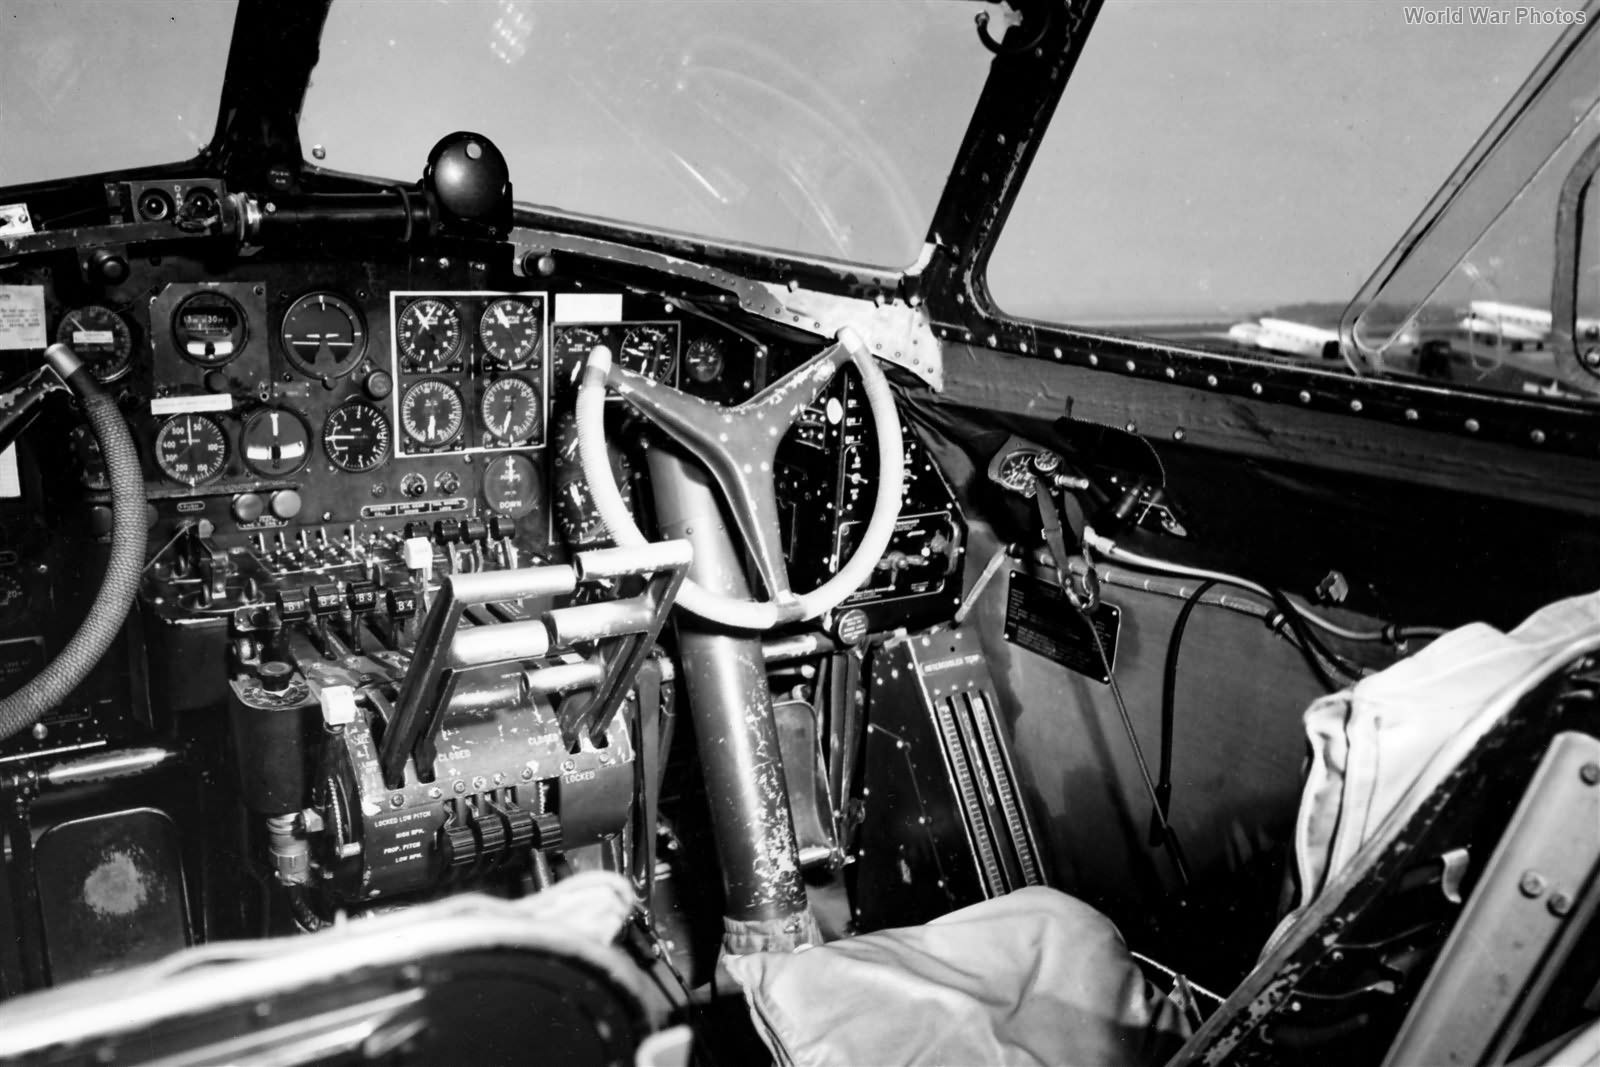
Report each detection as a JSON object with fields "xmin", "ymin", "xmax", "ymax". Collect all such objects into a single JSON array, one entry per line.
[
  {"xmin": 479, "ymin": 297, "xmax": 543, "ymax": 369},
  {"xmin": 684, "ymin": 337, "xmax": 724, "ymax": 384},
  {"xmin": 553, "ymin": 326, "xmax": 606, "ymax": 389},
  {"xmin": 322, "ymin": 400, "xmax": 391, "ymax": 472},
  {"xmin": 479, "ymin": 376, "xmax": 541, "ymax": 445},
  {"xmin": 0, "ymin": 570, "xmax": 26, "ymax": 622},
  {"xmin": 241, "ymin": 408, "xmax": 312, "ymax": 476},
  {"xmin": 173, "ymin": 292, "xmax": 247, "ymax": 366},
  {"xmin": 396, "ymin": 297, "xmax": 464, "ymax": 371},
  {"xmin": 155, "ymin": 413, "xmax": 228, "ymax": 486},
  {"xmin": 484, "ymin": 453, "xmax": 543, "ymax": 520},
  {"xmin": 619, "ymin": 324, "xmax": 677, "ymax": 383},
  {"xmin": 552, "ymin": 410, "xmax": 633, "ymax": 545},
  {"xmin": 995, "ymin": 451, "xmax": 1042, "ymax": 497},
  {"xmin": 399, "ymin": 378, "xmax": 465, "ymax": 448},
  {"xmin": 56, "ymin": 305, "xmax": 133, "ymax": 383},
  {"xmin": 281, "ymin": 292, "xmax": 366, "ymax": 378}
]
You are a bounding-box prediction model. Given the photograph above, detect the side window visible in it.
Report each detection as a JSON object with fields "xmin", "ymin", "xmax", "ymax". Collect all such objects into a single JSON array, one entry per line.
[{"xmin": 987, "ymin": 0, "xmax": 1565, "ymax": 376}]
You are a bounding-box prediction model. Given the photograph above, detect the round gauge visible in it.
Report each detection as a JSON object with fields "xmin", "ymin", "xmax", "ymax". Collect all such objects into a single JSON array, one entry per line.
[
  {"xmin": 399, "ymin": 379, "xmax": 465, "ymax": 448},
  {"xmin": 479, "ymin": 376, "xmax": 541, "ymax": 445},
  {"xmin": 683, "ymin": 337, "xmax": 724, "ymax": 384},
  {"xmin": 396, "ymin": 297, "xmax": 464, "ymax": 371},
  {"xmin": 479, "ymin": 297, "xmax": 542, "ymax": 369},
  {"xmin": 173, "ymin": 292, "xmax": 247, "ymax": 366},
  {"xmin": 323, "ymin": 400, "xmax": 391, "ymax": 472},
  {"xmin": 552, "ymin": 410, "xmax": 633, "ymax": 545},
  {"xmin": 281, "ymin": 292, "xmax": 366, "ymax": 378},
  {"xmin": 241, "ymin": 408, "xmax": 312, "ymax": 476},
  {"xmin": 56, "ymin": 305, "xmax": 133, "ymax": 383},
  {"xmin": 619, "ymin": 324, "xmax": 676, "ymax": 383},
  {"xmin": 155, "ymin": 413, "xmax": 228, "ymax": 486},
  {"xmin": 0, "ymin": 570, "xmax": 26, "ymax": 623},
  {"xmin": 484, "ymin": 453, "xmax": 543, "ymax": 520},
  {"xmin": 553, "ymin": 326, "xmax": 606, "ymax": 389},
  {"xmin": 995, "ymin": 451, "xmax": 1043, "ymax": 497}
]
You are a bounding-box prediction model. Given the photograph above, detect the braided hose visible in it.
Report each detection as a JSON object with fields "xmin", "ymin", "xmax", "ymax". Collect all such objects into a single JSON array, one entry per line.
[{"xmin": 0, "ymin": 344, "xmax": 146, "ymax": 741}]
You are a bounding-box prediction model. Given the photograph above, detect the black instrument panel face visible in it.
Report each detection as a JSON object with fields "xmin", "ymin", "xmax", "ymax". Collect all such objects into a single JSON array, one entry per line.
[
  {"xmin": 392, "ymin": 289, "xmax": 550, "ymax": 457},
  {"xmin": 550, "ymin": 320, "xmax": 680, "ymax": 393},
  {"xmin": 390, "ymin": 291, "xmax": 549, "ymax": 456},
  {"xmin": 25, "ymin": 251, "xmax": 757, "ymax": 564},
  {"xmin": 21, "ymin": 238, "xmax": 955, "ymax": 638}
]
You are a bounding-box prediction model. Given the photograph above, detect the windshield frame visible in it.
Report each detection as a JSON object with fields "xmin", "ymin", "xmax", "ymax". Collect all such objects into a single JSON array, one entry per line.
[
  {"xmin": 14, "ymin": 0, "xmax": 1600, "ymax": 473},
  {"xmin": 915, "ymin": 0, "xmax": 1600, "ymax": 469}
]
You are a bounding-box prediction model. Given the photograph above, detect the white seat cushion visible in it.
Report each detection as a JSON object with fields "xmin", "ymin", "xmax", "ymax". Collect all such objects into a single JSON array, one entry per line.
[{"xmin": 725, "ymin": 886, "xmax": 1190, "ymax": 1067}]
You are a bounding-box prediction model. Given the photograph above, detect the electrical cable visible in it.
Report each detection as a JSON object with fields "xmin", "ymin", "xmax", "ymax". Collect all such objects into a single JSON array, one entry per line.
[
  {"xmin": 1152, "ymin": 579, "xmax": 1217, "ymax": 846},
  {"xmin": 1079, "ymin": 601, "xmax": 1192, "ymax": 891}
]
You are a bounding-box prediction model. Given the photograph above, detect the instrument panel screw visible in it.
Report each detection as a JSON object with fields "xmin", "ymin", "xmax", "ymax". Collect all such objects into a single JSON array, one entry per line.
[
  {"xmin": 1530, "ymin": 429, "xmax": 1547, "ymax": 445},
  {"xmin": 1549, "ymin": 892, "xmax": 1574, "ymax": 917},
  {"xmin": 520, "ymin": 767, "xmax": 535, "ymax": 781},
  {"xmin": 453, "ymin": 780, "xmax": 467, "ymax": 794},
  {"xmin": 493, "ymin": 772, "xmax": 505, "ymax": 785},
  {"xmin": 389, "ymin": 793, "xmax": 405, "ymax": 808},
  {"xmin": 1172, "ymin": 429, "xmax": 1186, "ymax": 442},
  {"xmin": 428, "ymin": 787, "xmax": 442, "ymax": 799},
  {"xmin": 1580, "ymin": 762, "xmax": 1599, "ymax": 785},
  {"xmin": 1519, "ymin": 871, "xmax": 1546, "ymax": 897},
  {"xmin": 562, "ymin": 759, "xmax": 577, "ymax": 773},
  {"xmin": 472, "ymin": 776, "xmax": 487, "ymax": 791},
  {"xmin": 1583, "ymin": 348, "xmax": 1600, "ymax": 367}
]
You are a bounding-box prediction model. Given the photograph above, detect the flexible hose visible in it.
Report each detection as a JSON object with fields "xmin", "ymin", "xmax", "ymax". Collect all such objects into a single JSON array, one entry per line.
[
  {"xmin": 0, "ymin": 345, "xmax": 146, "ymax": 741},
  {"xmin": 1083, "ymin": 526, "xmax": 1444, "ymax": 645}
]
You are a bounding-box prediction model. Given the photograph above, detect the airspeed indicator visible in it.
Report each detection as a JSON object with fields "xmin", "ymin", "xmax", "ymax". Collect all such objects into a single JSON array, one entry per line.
[{"xmin": 155, "ymin": 414, "xmax": 228, "ymax": 486}]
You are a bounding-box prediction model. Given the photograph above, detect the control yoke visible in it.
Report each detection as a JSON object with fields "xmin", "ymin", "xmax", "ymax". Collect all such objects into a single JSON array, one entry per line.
[{"xmin": 379, "ymin": 540, "xmax": 692, "ymax": 790}]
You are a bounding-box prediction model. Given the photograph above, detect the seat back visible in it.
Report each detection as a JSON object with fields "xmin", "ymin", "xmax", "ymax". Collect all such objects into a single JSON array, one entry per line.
[{"xmin": 1169, "ymin": 664, "xmax": 1600, "ymax": 1066}]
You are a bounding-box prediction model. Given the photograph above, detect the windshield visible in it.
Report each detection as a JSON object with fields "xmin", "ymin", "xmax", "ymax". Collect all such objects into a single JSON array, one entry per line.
[
  {"xmin": 300, "ymin": 0, "xmax": 992, "ymax": 269},
  {"xmin": 0, "ymin": 0, "xmax": 236, "ymax": 187},
  {"xmin": 986, "ymin": 0, "xmax": 1570, "ymax": 363}
]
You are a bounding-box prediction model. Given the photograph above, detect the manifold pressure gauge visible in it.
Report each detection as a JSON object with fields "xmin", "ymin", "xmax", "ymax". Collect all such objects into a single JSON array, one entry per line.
[{"xmin": 400, "ymin": 379, "xmax": 465, "ymax": 448}]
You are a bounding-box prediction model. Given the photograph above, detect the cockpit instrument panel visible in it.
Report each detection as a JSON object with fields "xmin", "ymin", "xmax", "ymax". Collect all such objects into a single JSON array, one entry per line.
[
  {"xmin": 389, "ymin": 292, "xmax": 548, "ymax": 455},
  {"xmin": 551, "ymin": 321, "xmax": 680, "ymax": 394}
]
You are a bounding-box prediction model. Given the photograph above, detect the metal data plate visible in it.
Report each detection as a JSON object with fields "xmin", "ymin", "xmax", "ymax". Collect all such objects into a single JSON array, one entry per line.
[{"xmin": 1002, "ymin": 570, "xmax": 1120, "ymax": 684}]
